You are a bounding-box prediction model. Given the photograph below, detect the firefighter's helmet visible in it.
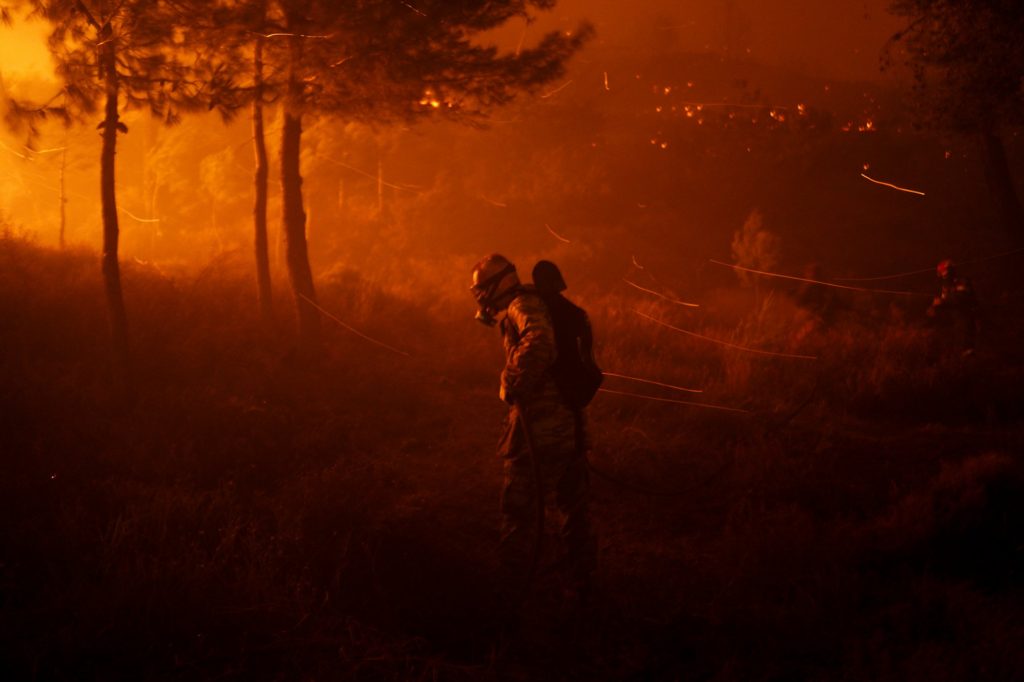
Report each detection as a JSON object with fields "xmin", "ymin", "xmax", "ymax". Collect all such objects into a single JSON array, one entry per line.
[{"xmin": 471, "ymin": 254, "xmax": 520, "ymax": 326}]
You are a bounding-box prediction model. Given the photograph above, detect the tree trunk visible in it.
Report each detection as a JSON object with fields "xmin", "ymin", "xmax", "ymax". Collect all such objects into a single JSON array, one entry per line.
[
  {"xmin": 253, "ymin": 35, "xmax": 273, "ymax": 325},
  {"xmin": 981, "ymin": 127, "xmax": 1024, "ymax": 237},
  {"xmin": 58, "ymin": 139, "xmax": 67, "ymax": 249},
  {"xmin": 100, "ymin": 33, "xmax": 131, "ymax": 390},
  {"xmin": 281, "ymin": 34, "xmax": 320, "ymax": 352}
]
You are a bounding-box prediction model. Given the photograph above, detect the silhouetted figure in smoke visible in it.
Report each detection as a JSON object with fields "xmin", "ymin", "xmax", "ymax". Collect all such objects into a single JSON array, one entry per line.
[
  {"xmin": 470, "ymin": 255, "xmax": 597, "ymax": 614},
  {"xmin": 928, "ymin": 259, "xmax": 981, "ymax": 355}
]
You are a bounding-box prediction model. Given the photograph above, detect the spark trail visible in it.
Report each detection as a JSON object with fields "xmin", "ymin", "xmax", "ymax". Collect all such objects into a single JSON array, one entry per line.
[
  {"xmin": 635, "ymin": 310, "xmax": 818, "ymax": 360},
  {"xmin": 545, "ymin": 223, "xmax": 571, "ymax": 243},
  {"xmin": 299, "ymin": 294, "xmax": 412, "ymax": 357},
  {"xmin": 599, "ymin": 388, "xmax": 749, "ymax": 414},
  {"xmin": 540, "ymin": 80, "xmax": 573, "ymax": 99},
  {"xmin": 623, "ymin": 279, "xmax": 699, "ymax": 307},
  {"xmin": 604, "ymin": 371, "xmax": 703, "ymax": 394},
  {"xmin": 860, "ymin": 172, "xmax": 925, "ymax": 196},
  {"xmin": 709, "ymin": 260, "xmax": 930, "ymax": 297}
]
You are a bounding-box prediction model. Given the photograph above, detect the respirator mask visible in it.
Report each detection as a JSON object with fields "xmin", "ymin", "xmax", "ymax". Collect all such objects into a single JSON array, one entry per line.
[{"xmin": 471, "ymin": 262, "xmax": 516, "ymax": 327}]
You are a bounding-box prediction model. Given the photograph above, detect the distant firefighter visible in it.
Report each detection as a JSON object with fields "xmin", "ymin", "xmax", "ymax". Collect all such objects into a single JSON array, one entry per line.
[
  {"xmin": 928, "ymin": 259, "xmax": 980, "ymax": 354},
  {"xmin": 470, "ymin": 254, "xmax": 597, "ymax": 606}
]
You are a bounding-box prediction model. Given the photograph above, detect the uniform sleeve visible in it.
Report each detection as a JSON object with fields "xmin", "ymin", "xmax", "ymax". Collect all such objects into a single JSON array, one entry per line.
[{"xmin": 501, "ymin": 295, "xmax": 556, "ymax": 403}]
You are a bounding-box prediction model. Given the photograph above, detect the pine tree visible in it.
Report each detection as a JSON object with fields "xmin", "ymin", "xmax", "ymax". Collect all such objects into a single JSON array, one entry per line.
[
  {"xmin": 231, "ymin": 0, "xmax": 591, "ymax": 352},
  {"xmin": 7, "ymin": 0, "xmax": 223, "ymax": 390},
  {"xmin": 190, "ymin": 0, "xmax": 279, "ymax": 326}
]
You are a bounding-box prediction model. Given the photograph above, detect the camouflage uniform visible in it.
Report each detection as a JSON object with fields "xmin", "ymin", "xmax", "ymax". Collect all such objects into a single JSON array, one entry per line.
[{"xmin": 497, "ymin": 289, "xmax": 596, "ymax": 589}]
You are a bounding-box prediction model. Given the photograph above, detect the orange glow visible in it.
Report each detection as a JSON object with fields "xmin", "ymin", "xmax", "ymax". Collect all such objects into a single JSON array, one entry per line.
[{"xmin": 0, "ymin": 20, "xmax": 56, "ymax": 89}]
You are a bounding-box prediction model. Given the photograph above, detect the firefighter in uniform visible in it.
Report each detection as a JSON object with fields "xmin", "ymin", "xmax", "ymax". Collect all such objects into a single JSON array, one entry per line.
[{"xmin": 470, "ymin": 254, "xmax": 596, "ymax": 603}]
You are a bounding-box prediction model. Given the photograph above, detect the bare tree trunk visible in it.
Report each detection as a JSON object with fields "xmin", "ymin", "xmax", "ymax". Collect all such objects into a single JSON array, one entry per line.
[
  {"xmin": 58, "ymin": 138, "xmax": 67, "ymax": 249},
  {"xmin": 253, "ymin": 34, "xmax": 273, "ymax": 325},
  {"xmin": 981, "ymin": 127, "xmax": 1024, "ymax": 237},
  {"xmin": 100, "ymin": 32, "xmax": 131, "ymax": 390},
  {"xmin": 281, "ymin": 34, "xmax": 320, "ymax": 352}
]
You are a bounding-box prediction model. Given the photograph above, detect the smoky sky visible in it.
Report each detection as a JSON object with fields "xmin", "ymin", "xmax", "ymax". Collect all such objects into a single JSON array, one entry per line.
[
  {"xmin": 503, "ymin": 0, "xmax": 903, "ymax": 82},
  {"xmin": 1, "ymin": 2, "xmax": 904, "ymax": 91}
]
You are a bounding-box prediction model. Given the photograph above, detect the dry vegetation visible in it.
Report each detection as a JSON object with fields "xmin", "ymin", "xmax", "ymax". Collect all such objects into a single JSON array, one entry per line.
[{"xmin": 1, "ymin": 227, "xmax": 1023, "ymax": 681}]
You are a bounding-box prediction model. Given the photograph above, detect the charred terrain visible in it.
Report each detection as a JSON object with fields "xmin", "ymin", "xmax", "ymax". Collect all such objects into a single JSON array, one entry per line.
[{"xmin": 3, "ymin": 21, "xmax": 1024, "ymax": 682}]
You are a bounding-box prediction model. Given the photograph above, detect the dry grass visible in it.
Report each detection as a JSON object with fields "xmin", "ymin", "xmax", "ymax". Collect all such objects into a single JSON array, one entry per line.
[{"xmin": 1, "ymin": 234, "xmax": 1023, "ymax": 680}]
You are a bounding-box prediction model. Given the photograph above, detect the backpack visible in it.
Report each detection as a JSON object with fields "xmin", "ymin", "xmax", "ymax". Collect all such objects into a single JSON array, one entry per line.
[{"xmin": 542, "ymin": 293, "xmax": 603, "ymax": 409}]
